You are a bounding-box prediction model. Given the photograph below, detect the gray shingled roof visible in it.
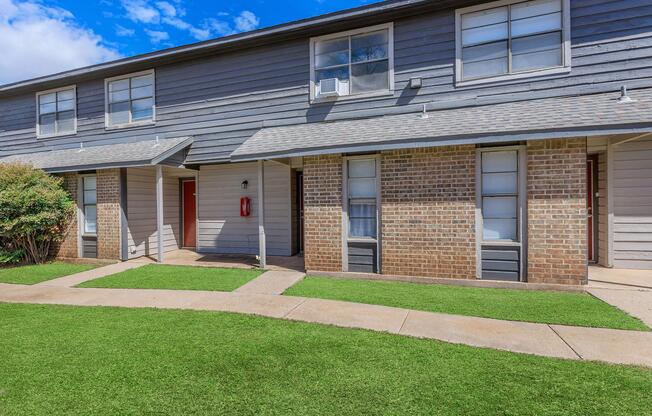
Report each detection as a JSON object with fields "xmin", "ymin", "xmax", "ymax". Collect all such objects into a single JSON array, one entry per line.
[
  {"xmin": 231, "ymin": 88, "xmax": 652, "ymax": 160},
  {"xmin": 0, "ymin": 136, "xmax": 193, "ymax": 173}
]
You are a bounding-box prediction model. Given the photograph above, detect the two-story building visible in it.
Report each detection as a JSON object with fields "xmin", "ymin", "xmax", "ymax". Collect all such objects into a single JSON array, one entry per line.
[{"xmin": 1, "ymin": 0, "xmax": 651, "ymax": 285}]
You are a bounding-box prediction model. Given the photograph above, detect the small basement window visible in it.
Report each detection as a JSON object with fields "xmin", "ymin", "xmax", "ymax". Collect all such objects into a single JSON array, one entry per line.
[
  {"xmin": 456, "ymin": 0, "xmax": 570, "ymax": 84},
  {"xmin": 311, "ymin": 23, "xmax": 394, "ymax": 100},
  {"xmin": 36, "ymin": 87, "xmax": 76, "ymax": 137}
]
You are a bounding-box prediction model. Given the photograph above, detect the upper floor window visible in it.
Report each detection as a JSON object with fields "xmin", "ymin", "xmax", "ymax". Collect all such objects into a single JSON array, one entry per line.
[
  {"xmin": 310, "ymin": 23, "xmax": 394, "ymax": 101},
  {"xmin": 105, "ymin": 70, "xmax": 155, "ymax": 128},
  {"xmin": 456, "ymin": 0, "xmax": 570, "ymax": 85},
  {"xmin": 36, "ymin": 86, "xmax": 76, "ymax": 137}
]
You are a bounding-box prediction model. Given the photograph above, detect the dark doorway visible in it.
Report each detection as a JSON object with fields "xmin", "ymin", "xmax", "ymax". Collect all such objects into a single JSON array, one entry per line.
[
  {"xmin": 587, "ymin": 156, "xmax": 598, "ymax": 262},
  {"xmin": 182, "ymin": 179, "xmax": 197, "ymax": 248},
  {"xmin": 296, "ymin": 171, "xmax": 304, "ymax": 254}
]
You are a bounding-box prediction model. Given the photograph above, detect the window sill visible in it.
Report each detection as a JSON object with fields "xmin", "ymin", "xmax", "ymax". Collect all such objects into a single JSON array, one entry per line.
[
  {"xmin": 347, "ymin": 237, "xmax": 378, "ymax": 244},
  {"xmin": 456, "ymin": 66, "xmax": 571, "ymax": 88},
  {"xmin": 105, "ymin": 120, "xmax": 155, "ymax": 131},
  {"xmin": 481, "ymin": 240, "xmax": 520, "ymax": 246},
  {"xmin": 311, "ymin": 90, "xmax": 393, "ymax": 105},
  {"xmin": 37, "ymin": 131, "xmax": 77, "ymax": 140}
]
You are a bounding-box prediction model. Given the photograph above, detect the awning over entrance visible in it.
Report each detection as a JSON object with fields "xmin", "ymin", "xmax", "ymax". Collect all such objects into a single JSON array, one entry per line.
[
  {"xmin": 0, "ymin": 136, "xmax": 193, "ymax": 173},
  {"xmin": 230, "ymin": 87, "xmax": 652, "ymax": 161}
]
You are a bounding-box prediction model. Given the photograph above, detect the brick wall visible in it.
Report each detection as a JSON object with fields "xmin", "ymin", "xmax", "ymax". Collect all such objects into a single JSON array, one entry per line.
[
  {"xmin": 54, "ymin": 172, "xmax": 79, "ymax": 259},
  {"xmin": 381, "ymin": 146, "xmax": 477, "ymax": 278},
  {"xmin": 527, "ymin": 138, "xmax": 587, "ymax": 285},
  {"xmin": 96, "ymin": 169, "xmax": 122, "ymax": 260},
  {"xmin": 303, "ymin": 155, "xmax": 342, "ymax": 271}
]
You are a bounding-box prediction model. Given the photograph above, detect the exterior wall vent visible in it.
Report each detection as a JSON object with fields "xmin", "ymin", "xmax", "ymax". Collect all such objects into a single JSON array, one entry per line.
[{"xmin": 318, "ymin": 78, "xmax": 347, "ymax": 97}]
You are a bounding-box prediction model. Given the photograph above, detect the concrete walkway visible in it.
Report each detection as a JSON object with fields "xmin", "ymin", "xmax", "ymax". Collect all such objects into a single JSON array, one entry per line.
[
  {"xmin": 1, "ymin": 282, "xmax": 651, "ymax": 368},
  {"xmin": 234, "ymin": 271, "xmax": 305, "ymax": 295},
  {"xmin": 34, "ymin": 261, "xmax": 145, "ymax": 287}
]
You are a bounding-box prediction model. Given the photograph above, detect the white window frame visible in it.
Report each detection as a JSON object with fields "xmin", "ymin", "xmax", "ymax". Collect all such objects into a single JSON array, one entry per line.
[
  {"xmin": 309, "ymin": 23, "xmax": 395, "ymax": 103},
  {"xmin": 35, "ymin": 85, "xmax": 77, "ymax": 138},
  {"xmin": 342, "ymin": 154, "xmax": 382, "ymax": 273},
  {"xmin": 104, "ymin": 69, "xmax": 156, "ymax": 129},
  {"xmin": 76, "ymin": 174, "xmax": 98, "ymax": 246},
  {"xmin": 455, "ymin": 0, "xmax": 571, "ymax": 87},
  {"xmin": 475, "ymin": 145, "xmax": 528, "ymax": 280}
]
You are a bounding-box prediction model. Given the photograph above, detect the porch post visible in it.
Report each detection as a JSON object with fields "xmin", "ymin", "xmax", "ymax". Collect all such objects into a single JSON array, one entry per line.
[
  {"xmin": 156, "ymin": 165, "xmax": 164, "ymax": 263},
  {"xmin": 258, "ymin": 160, "xmax": 266, "ymax": 268}
]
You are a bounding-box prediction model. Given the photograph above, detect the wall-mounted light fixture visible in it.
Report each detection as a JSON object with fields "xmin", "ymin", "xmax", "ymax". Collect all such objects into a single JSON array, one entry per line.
[
  {"xmin": 241, "ymin": 180, "xmax": 248, "ymax": 190},
  {"xmin": 409, "ymin": 77, "xmax": 422, "ymax": 89}
]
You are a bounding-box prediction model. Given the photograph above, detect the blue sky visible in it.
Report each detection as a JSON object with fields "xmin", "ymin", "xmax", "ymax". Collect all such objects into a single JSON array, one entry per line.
[{"xmin": 0, "ymin": 0, "xmax": 379, "ymax": 85}]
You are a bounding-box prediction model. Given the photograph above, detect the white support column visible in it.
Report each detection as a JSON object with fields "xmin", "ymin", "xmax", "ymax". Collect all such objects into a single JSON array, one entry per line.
[
  {"xmin": 257, "ymin": 160, "xmax": 267, "ymax": 268},
  {"xmin": 156, "ymin": 165, "xmax": 164, "ymax": 263}
]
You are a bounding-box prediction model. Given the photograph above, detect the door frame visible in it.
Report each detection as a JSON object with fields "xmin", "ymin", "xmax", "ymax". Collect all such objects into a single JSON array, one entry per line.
[
  {"xmin": 180, "ymin": 177, "xmax": 198, "ymax": 249},
  {"xmin": 587, "ymin": 155, "xmax": 599, "ymax": 263}
]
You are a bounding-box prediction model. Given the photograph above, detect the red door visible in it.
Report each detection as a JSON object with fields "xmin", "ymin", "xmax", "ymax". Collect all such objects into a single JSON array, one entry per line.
[
  {"xmin": 183, "ymin": 180, "xmax": 197, "ymax": 248},
  {"xmin": 587, "ymin": 159, "xmax": 594, "ymax": 262}
]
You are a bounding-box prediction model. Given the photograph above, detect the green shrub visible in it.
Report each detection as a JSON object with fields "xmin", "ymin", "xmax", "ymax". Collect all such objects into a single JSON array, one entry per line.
[{"xmin": 0, "ymin": 163, "xmax": 74, "ymax": 264}]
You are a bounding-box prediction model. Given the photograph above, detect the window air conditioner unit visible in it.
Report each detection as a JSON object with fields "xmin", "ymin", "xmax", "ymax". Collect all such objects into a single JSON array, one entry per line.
[{"xmin": 318, "ymin": 78, "xmax": 347, "ymax": 97}]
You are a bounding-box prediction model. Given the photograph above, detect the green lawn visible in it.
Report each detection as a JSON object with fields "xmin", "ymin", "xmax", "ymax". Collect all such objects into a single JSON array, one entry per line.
[
  {"xmin": 0, "ymin": 303, "xmax": 651, "ymax": 415},
  {"xmin": 285, "ymin": 276, "xmax": 648, "ymax": 331},
  {"xmin": 77, "ymin": 264, "xmax": 263, "ymax": 292},
  {"xmin": 0, "ymin": 262, "xmax": 100, "ymax": 285}
]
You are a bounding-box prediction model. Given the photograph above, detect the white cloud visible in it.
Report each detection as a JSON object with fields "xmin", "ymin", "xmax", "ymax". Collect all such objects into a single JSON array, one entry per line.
[
  {"xmin": 122, "ymin": 0, "xmax": 159, "ymax": 23},
  {"xmin": 234, "ymin": 10, "xmax": 259, "ymax": 32},
  {"xmin": 155, "ymin": 1, "xmax": 177, "ymax": 17},
  {"xmin": 115, "ymin": 24, "xmax": 135, "ymax": 36},
  {"xmin": 0, "ymin": 0, "xmax": 120, "ymax": 85},
  {"xmin": 144, "ymin": 28, "xmax": 168, "ymax": 43}
]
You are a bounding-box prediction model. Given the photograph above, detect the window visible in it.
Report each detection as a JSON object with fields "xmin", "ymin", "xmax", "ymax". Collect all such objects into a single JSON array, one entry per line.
[
  {"xmin": 456, "ymin": 0, "xmax": 569, "ymax": 84},
  {"xmin": 106, "ymin": 71, "xmax": 155, "ymax": 127},
  {"xmin": 347, "ymin": 158, "xmax": 378, "ymax": 239},
  {"xmin": 82, "ymin": 176, "xmax": 97, "ymax": 234},
  {"xmin": 311, "ymin": 24, "xmax": 394, "ymax": 99},
  {"xmin": 481, "ymin": 150, "xmax": 519, "ymax": 241},
  {"xmin": 36, "ymin": 87, "xmax": 76, "ymax": 137}
]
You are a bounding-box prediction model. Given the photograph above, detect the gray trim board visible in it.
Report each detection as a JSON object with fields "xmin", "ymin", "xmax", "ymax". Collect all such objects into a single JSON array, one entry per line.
[{"xmin": 120, "ymin": 168, "xmax": 129, "ymax": 261}]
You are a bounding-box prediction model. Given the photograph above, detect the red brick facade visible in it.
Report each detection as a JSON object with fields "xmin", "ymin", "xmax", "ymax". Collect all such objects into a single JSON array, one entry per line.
[
  {"xmin": 96, "ymin": 169, "xmax": 122, "ymax": 260},
  {"xmin": 527, "ymin": 138, "xmax": 587, "ymax": 285},
  {"xmin": 302, "ymin": 139, "xmax": 588, "ymax": 285},
  {"xmin": 303, "ymin": 155, "xmax": 343, "ymax": 272},
  {"xmin": 381, "ymin": 146, "xmax": 477, "ymax": 278}
]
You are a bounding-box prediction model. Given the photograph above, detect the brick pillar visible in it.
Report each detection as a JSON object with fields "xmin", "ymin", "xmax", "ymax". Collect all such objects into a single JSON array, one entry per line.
[
  {"xmin": 303, "ymin": 155, "xmax": 342, "ymax": 272},
  {"xmin": 54, "ymin": 172, "xmax": 79, "ymax": 259},
  {"xmin": 527, "ymin": 138, "xmax": 587, "ymax": 285},
  {"xmin": 96, "ymin": 169, "xmax": 122, "ymax": 260},
  {"xmin": 381, "ymin": 146, "xmax": 477, "ymax": 278}
]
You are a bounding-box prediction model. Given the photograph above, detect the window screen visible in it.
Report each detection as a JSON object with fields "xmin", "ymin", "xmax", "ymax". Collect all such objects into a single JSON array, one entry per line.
[
  {"xmin": 348, "ymin": 158, "xmax": 377, "ymax": 238},
  {"xmin": 481, "ymin": 151, "xmax": 518, "ymax": 241},
  {"xmin": 83, "ymin": 176, "xmax": 97, "ymax": 234},
  {"xmin": 38, "ymin": 88, "xmax": 75, "ymax": 136},
  {"xmin": 460, "ymin": 0, "xmax": 563, "ymax": 81},
  {"xmin": 314, "ymin": 28, "xmax": 390, "ymax": 96},
  {"xmin": 107, "ymin": 73, "xmax": 154, "ymax": 126}
]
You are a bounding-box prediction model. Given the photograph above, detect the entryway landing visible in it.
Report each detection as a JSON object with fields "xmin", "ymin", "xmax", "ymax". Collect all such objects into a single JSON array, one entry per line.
[
  {"xmin": 134, "ymin": 249, "xmax": 305, "ymax": 272},
  {"xmin": 588, "ymin": 265, "xmax": 652, "ymax": 290}
]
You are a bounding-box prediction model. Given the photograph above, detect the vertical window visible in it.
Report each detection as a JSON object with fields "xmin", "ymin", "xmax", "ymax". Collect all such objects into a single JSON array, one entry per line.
[
  {"xmin": 458, "ymin": 0, "xmax": 566, "ymax": 82},
  {"xmin": 347, "ymin": 158, "xmax": 377, "ymax": 238},
  {"xmin": 37, "ymin": 87, "xmax": 76, "ymax": 137},
  {"xmin": 481, "ymin": 150, "xmax": 518, "ymax": 241},
  {"xmin": 312, "ymin": 24, "xmax": 392, "ymax": 98},
  {"xmin": 83, "ymin": 176, "xmax": 97, "ymax": 234},
  {"xmin": 106, "ymin": 71, "xmax": 154, "ymax": 127}
]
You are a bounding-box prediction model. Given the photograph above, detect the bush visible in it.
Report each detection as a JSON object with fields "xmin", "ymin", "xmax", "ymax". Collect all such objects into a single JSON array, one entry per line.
[{"xmin": 0, "ymin": 163, "xmax": 75, "ymax": 264}]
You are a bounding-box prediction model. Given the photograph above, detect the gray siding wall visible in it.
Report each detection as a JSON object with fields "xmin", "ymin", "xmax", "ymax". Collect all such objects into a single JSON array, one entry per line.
[
  {"xmin": 612, "ymin": 137, "xmax": 652, "ymax": 269},
  {"xmin": 197, "ymin": 161, "xmax": 291, "ymax": 256},
  {"xmin": 2, "ymin": 1, "xmax": 652, "ymax": 163},
  {"xmin": 126, "ymin": 167, "xmax": 180, "ymax": 259}
]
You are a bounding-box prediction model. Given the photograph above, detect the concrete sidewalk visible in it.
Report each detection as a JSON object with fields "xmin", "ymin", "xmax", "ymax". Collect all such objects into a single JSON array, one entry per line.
[
  {"xmin": 1, "ymin": 282, "xmax": 651, "ymax": 367},
  {"xmin": 234, "ymin": 271, "xmax": 305, "ymax": 295},
  {"xmin": 35, "ymin": 261, "xmax": 145, "ymax": 287}
]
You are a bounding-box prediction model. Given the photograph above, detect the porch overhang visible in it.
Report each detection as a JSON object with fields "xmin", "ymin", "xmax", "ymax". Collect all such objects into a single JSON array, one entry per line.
[
  {"xmin": 0, "ymin": 136, "xmax": 193, "ymax": 173},
  {"xmin": 230, "ymin": 87, "xmax": 652, "ymax": 161}
]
